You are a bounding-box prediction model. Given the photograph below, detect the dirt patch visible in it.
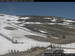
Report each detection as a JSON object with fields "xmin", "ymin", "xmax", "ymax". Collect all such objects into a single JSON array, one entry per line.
[
  {"xmin": 4, "ymin": 26, "xmax": 17, "ymax": 30},
  {"xmin": 25, "ymin": 35, "xmax": 75, "ymax": 44}
]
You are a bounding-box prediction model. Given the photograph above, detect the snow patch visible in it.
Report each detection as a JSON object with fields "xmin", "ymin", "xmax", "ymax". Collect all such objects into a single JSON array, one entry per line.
[
  {"xmin": 64, "ymin": 49, "xmax": 75, "ymax": 53},
  {"xmin": 39, "ymin": 30, "xmax": 47, "ymax": 34},
  {"xmin": 20, "ymin": 17, "xmax": 30, "ymax": 20}
]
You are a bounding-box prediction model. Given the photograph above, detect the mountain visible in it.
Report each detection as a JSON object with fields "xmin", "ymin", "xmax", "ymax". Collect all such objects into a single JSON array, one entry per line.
[{"xmin": 0, "ymin": 14, "xmax": 75, "ymax": 55}]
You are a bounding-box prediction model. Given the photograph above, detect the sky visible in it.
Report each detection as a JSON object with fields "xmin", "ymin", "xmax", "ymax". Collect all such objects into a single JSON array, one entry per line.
[{"xmin": 0, "ymin": 2, "xmax": 75, "ymax": 19}]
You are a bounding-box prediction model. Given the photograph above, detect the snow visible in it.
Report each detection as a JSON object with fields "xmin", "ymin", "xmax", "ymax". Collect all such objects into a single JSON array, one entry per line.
[
  {"xmin": 64, "ymin": 19, "xmax": 75, "ymax": 22},
  {"xmin": 51, "ymin": 36, "xmax": 59, "ymax": 39},
  {"xmin": 20, "ymin": 17, "xmax": 30, "ymax": 19},
  {"xmin": 62, "ymin": 22, "xmax": 70, "ymax": 25},
  {"xmin": 24, "ymin": 22, "xmax": 43, "ymax": 24},
  {"xmin": 0, "ymin": 24, "xmax": 50, "ymax": 55},
  {"xmin": 0, "ymin": 14, "xmax": 75, "ymax": 54},
  {"xmin": 0, "ymin": 15, "xmax": 50, "ymax": 55},
  {"xmin": 44, "ymin": 17, "xmax": 52, "ymax": 19},
  {"xmin": 0, "ymin": 35, "xmax": 50, "ymax": 55},
  {"xmin": 51, "ymin": 17, "xmax": 57, "ymax": 22},
  {"xmin": 0, "ymin": 36, "xmax": 12, "ymax": 55},
  {"xmin": 64, "ymin": 49, "xmax": 75, "ymax": 53},
  {"xmin": 39, "ymin": 30, "xmax": 47, "ymax": 33},
  {"xmin": 61, "ymin": 43, "xmax": 75, "ymax": 49},
  {"xmin": 0, "ymin": 14, "xmax": 19, "ymax": 21},
  {"xmin": 57, "ymin": 43, "xmax": 75, "ymax": 53}
]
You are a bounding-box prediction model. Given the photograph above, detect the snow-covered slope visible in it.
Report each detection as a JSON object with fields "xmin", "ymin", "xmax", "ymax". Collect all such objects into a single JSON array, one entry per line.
[
  {"xmin": 0, "ymin": 35, "xmax": 50, "ymax": 55},
  {"xmin": 0, "ymin": 14, "xmax": 50, "ymax": 55},
  {"xmin": 0, "ymin": 14, "xmax": 75, "ymax": 55}
]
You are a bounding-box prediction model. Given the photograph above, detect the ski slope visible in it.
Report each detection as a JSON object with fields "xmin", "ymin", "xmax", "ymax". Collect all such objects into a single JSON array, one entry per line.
[
  {"xmin": 0, "ymin": 14, "xmax": 75, "ymax": 55},
  {"xmin": 0, "ymin": 14, "xmax": 50, "ymax": 55}
]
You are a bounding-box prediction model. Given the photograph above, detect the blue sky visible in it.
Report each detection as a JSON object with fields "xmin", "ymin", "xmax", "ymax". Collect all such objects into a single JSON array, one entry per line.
[{"xmin": 0, "ymin": 2, "xmax": 75, "ymax": 19}]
